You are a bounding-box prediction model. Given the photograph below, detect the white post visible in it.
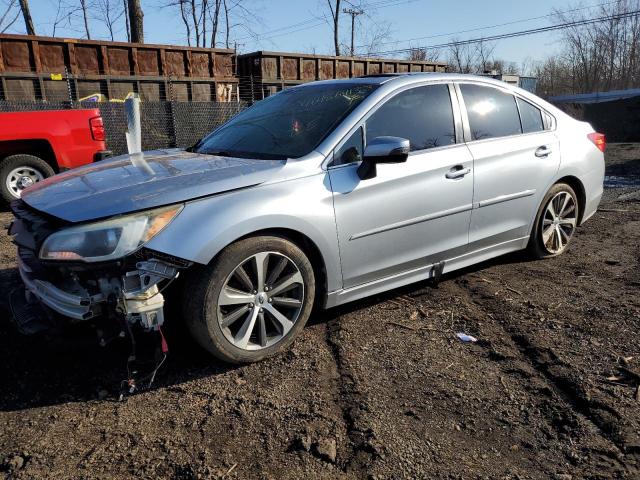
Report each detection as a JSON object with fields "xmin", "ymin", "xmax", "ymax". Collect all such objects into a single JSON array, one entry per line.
[{"xmin": 125, "ymin": 94, "xmax": 142, "ymax": 154}]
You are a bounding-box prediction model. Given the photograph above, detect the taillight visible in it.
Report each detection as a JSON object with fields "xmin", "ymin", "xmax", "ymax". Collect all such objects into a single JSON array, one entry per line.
[
  {"xmin": 90, "ymin": 116, "xmax": 105, "ymax": 141},
  {"xmin": 587, "ymin": 132, "xmax": 606, "ymax": 152}
]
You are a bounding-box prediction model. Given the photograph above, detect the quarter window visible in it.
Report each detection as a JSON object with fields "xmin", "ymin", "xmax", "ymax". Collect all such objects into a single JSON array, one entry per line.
[
  {"xmin": 334, "ymin": 126, "xmax": 363, "ymax": 165},
  {"xmin": 460, "ymin": 84, "xmax": 522, "ymax": 140},
  {"xmin": 517, "ymin": 98, "xmax": 544, "ymax": 133},
  {"xmin": 366, "ymin": 84, "xmax": 456, "ymax": 152}
]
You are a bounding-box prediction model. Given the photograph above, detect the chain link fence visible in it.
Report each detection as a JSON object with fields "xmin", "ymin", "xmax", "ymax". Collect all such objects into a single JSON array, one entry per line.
[{"xmin": 0, "ymin": 100, "xmax": 248, "ymax": 156}]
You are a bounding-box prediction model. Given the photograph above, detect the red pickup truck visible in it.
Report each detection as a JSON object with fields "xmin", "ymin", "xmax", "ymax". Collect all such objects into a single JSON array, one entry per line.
[{"xmin": 0, "ymin": 109, "xmax": 111, "ymax": 202}]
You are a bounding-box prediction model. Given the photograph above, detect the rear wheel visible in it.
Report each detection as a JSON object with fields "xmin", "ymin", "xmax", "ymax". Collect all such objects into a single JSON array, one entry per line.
[
  {"xmin": 183, "ymin": 236, "xmax": 316, "ymax": 364},
  {"xmin": 0, "ymin": 154, "xmax": 55, "ymax": 202},
  {"xmin": 528, "ymin": 183, "xmax": 579, "ymax": 258}
]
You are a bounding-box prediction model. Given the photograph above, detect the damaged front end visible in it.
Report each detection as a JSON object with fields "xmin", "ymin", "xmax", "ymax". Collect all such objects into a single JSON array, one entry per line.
[{"xmin": 8, "ymin": 199, "xmax": 190, "ymax": 337}]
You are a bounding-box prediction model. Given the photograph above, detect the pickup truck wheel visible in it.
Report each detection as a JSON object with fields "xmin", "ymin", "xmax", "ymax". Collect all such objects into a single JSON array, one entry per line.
[
  {"xmin": 1, "ymin": 154, "xmax": 55, "ymax": 202},
  {"xmin": 183, "ymin": 236, "xmax": 316, "ymax": 364}
]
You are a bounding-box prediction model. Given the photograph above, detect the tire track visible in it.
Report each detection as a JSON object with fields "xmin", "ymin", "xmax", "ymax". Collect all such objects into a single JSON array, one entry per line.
[
  {"xmin": 324, "ymin": 315, "xmax": 380, "ymax": 474},
  {"xmin": 457, "ymin": 274, "xmax": 639, "ymax": 459}
]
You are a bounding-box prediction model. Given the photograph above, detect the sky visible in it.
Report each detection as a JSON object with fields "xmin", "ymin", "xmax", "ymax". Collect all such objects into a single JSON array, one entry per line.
[{"xmin": 16, "ymin": 0, "xmax": 597, "ymax": 67}]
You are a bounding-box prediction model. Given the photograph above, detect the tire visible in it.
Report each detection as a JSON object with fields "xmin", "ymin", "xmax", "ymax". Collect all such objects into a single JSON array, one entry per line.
[
  {"xmin": 0, "ymin": 154, "xmax": 55, "ymax": 203},
  {"xmin": 183, "ymin": 236, "xmax": 316, "ymax": 364},
  {"xmin": 527, "ymin": 183, "xmax": 579, "ymax": 259}
]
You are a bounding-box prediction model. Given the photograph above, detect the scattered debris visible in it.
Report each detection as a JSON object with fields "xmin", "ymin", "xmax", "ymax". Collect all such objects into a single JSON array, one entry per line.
[
  {"xmin": 4, "ymin": 455, "xmax": 25, "ymax": 471},
  {"xmin": 619, "ymin": 366, "xmax": 640, "ymax": 381},
  {"xmin": 505, "ymin": 286, "xmax": 524, "ymax": 296},
  {"xmin": 617, "ymin": 191, "xmax": 640, "ymax": 201},
  {"xmin": 221, "ymin": 463, "xmax": 238, "ymax": 478},
  {"xmin": 456, "ymin": 333, "xmax": 478, "ymax": 343},
  {"xmin": 294, "ymin": 435, "xmax": 313, "ymax": 452},
  {"xmin": 388, "ymin": 321, "xmax": 419, "ymax": 331},
  {"xmin": 621, "ymin": 356, "xmax": 634, "ymax": 366},
  {"xmin": 598, "ymin": 208, "xmax": 630, "ymax": 213},
  {"xmin": 313, "ymin": 438, "xmax": 337, "ymax": 463}
]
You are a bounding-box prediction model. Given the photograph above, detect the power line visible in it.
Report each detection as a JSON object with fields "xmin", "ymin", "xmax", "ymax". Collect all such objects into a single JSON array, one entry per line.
[
  {"xmin": 368, "ymin": 10, "xmax": 640, "ymax": 57},
  {"xmin": 241, "ymin": 0, "xmax": 619, "ymax": 51},
  {"xmin": 235, "ymin": 0, "xmax": 420, "ymax": 42},
  {"xmin": 362, "ymin": 0, "xmax": 623, "ymax": 49}
]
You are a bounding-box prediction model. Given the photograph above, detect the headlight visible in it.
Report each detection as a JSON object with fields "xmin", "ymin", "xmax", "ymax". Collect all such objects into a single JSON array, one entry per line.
[{"xmin": 40, "ymin": 205, "xmax": 183, "ymax": 262}]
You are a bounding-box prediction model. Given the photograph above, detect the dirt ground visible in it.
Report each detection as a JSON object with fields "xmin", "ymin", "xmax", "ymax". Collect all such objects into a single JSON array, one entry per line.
[{"xmin": 0, "ymin": 144, "xmax": 639, "ymax": 479}]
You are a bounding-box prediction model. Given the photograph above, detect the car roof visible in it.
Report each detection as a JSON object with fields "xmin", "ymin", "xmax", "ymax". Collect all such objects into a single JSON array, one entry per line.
[{"xmin": 293, "ymin": 72, "xmax": 517, "ymax": 90}]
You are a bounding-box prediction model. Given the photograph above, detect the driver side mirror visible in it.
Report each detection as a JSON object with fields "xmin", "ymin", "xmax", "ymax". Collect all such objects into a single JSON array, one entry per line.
[{"xmin": 357, "ymin": 136, "xmax": 410, "ymax": 180}]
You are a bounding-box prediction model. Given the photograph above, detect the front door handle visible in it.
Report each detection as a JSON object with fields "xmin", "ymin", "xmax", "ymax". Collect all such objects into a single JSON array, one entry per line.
[
  {"xmin": 445, "ymin": 165, "xmax": 471, "ymax": 179},
  {"xmin": 535, "ymin": 146, "xmax": 552, "ymax": 158}
]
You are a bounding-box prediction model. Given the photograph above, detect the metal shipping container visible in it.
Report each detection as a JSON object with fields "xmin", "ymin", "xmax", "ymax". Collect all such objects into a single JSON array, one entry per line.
[
  {"xmin": 237, "ymin": 50, "xmax": 448, "ymax": 101},
  {"xmin": 0, "ymin": 34, "xmax": 238, "ymax": 102}
]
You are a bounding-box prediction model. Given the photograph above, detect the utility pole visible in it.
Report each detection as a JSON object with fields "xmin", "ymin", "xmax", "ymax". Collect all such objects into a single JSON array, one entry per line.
[{"xmin": 343, "ymin": 7, "xmax": 364, "ymax": 56}]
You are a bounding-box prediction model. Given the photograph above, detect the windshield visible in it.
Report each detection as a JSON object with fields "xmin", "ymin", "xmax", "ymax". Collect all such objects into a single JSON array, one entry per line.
[{"xmin": 194, "ymin": 82, "xmax": 378, "ymax": 159}]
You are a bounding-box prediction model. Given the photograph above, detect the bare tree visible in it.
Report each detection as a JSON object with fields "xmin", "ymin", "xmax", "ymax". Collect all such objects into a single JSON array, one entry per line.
[
  {"xmin": 407, "ymin": 47, "xmax": 442, "ymax": 63},
  {"xmin": 325, "ymin": 0, "xmax": 341, "ymax": 56},
  {"xmin": 166, "ymin": 0, "xmax": 257, "ymax": 48},
  {"xmin": 221, "ymin": 0, "xmax": 260, "ymax": 48},
  {"xmin": 0, "ymin": 0, "xmax": 20, "ymax": 33},
  {"xmin": 223, "ymin": 0, "xmax": 229, "ymax": 47},
  {"xmin": 94, "ymin": 0, "xmax": 125, "ymax": 40},
  {"xmin": 447, "ymin": 40, "xmax": 476, "ymax": 73},
  {"xmin": 128, "ymin": 0, "xmax": 143, "ymax": 42},
  {"xmin": 50, "ymin": 0, "xmax": 67, "ymax": 36},
  {"xmin": 474, "ymin": 39, "xmax": 495, "ymax": 73},
  {"xmin": 353, "ymin": 16, "xmax": 391, "ymax": 57},
  {"xmin": 546, "ymin": 0, "xmax": 640, "ymax": 95},
  {"xmin": 18, "ymin": 0, "xmax": 34, "ymax": 34},
  {"xmin": 166, "ymin": 0, "xmax": 210, "ymax": 46},
  {"xmin": 208, "ymin": 0, "xmax": 222, "ymax": 47},
  {"xmin": 79, "ymin": 0, "xmax": 91, "ymax": 38},
  {"xmin": 122, "ymin": 0, "xmax": 130, "ymax": 40}
]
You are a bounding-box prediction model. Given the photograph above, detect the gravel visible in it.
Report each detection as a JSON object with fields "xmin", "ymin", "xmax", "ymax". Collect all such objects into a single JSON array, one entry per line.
[{"xmin": 0, "ymin": 144, "xmax": 639, "ymax": 479}]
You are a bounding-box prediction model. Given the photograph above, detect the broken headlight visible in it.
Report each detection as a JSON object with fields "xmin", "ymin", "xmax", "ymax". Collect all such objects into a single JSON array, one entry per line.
[{"xmin": 39, "ymin": 205, "xmax": 183, "ymax": 262}]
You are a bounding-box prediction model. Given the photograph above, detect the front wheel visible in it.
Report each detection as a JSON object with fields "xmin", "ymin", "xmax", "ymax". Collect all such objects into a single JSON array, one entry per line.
[
  {"xmin": 528, "ymin": 183, "xmax": 579, "ymax": 258},
  {"xmin": 0, "ymin": 154, "xmax": 55, "ymax": 202},
  {"xmin": 183, "ymin": 236, "xmax": 316, "ymax": 364}
]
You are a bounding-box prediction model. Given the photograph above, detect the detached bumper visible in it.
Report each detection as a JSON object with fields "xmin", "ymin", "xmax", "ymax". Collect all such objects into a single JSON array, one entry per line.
[{"xmin": 18, "ymin": 256, "xmax": 101, "ymax": 321}]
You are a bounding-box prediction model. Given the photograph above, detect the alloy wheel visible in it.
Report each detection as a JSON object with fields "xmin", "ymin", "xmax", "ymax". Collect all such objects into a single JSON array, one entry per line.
[
  {"xmin": 541, "ymin": 191, "xmax": 577, "ymax": 254},
  {"xmin": 217, "ymin": 251, "xmax": 305, "ymax": 351}
]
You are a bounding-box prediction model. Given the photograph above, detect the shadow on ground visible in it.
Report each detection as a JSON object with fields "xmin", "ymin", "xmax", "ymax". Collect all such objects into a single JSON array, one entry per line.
[{"xmin": 0, "ymin": 251, "xmax": 532, "ymax": 412}]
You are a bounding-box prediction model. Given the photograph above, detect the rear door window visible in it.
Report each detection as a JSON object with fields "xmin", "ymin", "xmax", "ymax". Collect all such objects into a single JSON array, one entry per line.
[
  {"xmin": 366, "ymin": 84, "xmax": 456, "ymax": 152},
  {"xmin": 517, "ymin": 98, "xmax": 544, "ymax": 133},
  {"xmin": 460, "ymin": 84, "xmax": 522, "ymax": 141}
]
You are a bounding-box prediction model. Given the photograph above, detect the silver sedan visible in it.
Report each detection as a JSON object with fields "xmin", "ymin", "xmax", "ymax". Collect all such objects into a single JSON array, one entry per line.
[{"xmin": 13, "ymin": 73, "xmax": 605, "ymax": 364}]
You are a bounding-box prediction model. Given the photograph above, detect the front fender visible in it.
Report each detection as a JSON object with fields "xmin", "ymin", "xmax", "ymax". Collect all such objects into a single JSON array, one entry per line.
[{"xmin": 145, "ymin": 173, "xmax": 343, "ymax": 293}]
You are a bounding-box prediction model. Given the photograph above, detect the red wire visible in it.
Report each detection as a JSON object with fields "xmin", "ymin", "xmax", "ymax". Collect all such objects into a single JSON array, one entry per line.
[{"xmin": 159, "ymin": 327, "xmax": 169, "ymax": 354}]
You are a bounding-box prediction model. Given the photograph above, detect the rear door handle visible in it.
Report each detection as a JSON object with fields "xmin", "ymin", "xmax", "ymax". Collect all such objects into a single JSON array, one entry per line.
[
  {"xmin": 445, "ymin": 165, "xmax": 471, "ymax": 179},
  {"xmin": 535, "ymin": 146, "xmax": 552, "ymax": 158}
]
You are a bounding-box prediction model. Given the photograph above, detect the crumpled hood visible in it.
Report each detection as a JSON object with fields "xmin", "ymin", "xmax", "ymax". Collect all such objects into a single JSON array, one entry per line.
[{"xmin": 21, "ymin": 149, "xmax": 286, "ymax": 222}]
